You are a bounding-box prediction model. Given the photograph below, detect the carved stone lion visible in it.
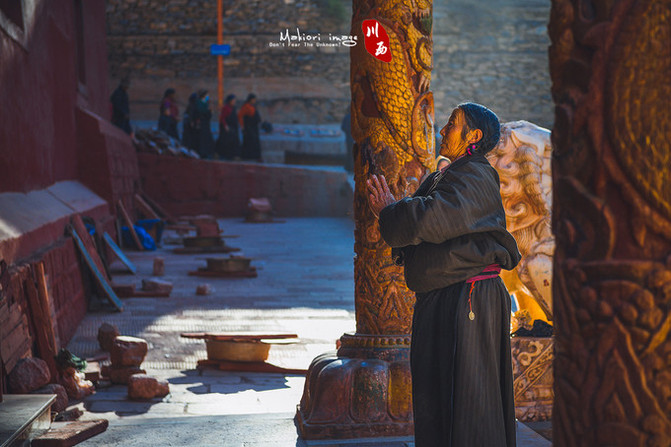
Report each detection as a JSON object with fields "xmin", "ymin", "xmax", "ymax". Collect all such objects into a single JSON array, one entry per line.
[{"xmin": 487, "ymin": 121, "xmax": 554, "ymax": 328}]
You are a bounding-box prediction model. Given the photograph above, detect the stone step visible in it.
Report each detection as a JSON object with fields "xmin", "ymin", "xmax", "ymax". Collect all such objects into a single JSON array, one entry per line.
[{"xmin": 0, "ymin": 394, "xmax": 55, "ymax": 447}]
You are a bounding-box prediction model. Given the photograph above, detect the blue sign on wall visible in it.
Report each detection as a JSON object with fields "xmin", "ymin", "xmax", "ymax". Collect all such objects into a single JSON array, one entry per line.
[{"xmin": 210, "ymin": 44, "xmax": 231, "ymax": 56}]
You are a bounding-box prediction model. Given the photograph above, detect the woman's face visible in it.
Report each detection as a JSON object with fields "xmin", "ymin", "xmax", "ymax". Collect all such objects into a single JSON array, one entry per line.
[{"xmin": 439, "ymin": 108, "xmax": 468, "ymax": 160}]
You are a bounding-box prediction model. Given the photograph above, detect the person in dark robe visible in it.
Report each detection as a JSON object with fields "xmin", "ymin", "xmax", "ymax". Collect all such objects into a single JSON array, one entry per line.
[
  {"xmin": 181, "ymin": 92, "xmax": 199, "ymax": 152},
  {"xmin": 158, "ymin": 88, "xmax": 180, "ymax": 140},
  {"xmin": 193, "ymin": 89, "xmax": 215, "ymax": 159},
  {"xmin": 110, "ymin": 77, "xmax": 132, "ymax": 134},
  {"xmin": 238, "ymin": 93, "xmax": 262, "ymax": 161},
  {"xmin": 216, "ymin": 94, "xmax": 240, "ymax": 160},
  {"xmin": 367, "ymin": 103, "xmax": 521, "ymax": 447}
]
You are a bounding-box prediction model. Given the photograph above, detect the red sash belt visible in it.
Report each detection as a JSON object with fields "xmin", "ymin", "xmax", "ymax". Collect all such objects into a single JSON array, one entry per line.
[
  {"xmin": 465, "ymin": 264, "xmax": 501, "ymax": 321},
  {"xmin": 466, "ymin": 264, "xmax": 502, "ymax": 283}
]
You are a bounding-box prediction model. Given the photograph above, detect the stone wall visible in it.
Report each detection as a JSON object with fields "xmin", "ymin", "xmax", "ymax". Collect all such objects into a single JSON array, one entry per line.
[
  {"xmin": 432, "ymin": 0, "xmax": 553, "ymax": 129},
  {"xmin": 107, "ymin": 0, "xmax": 552, "ymax": 128},
  {"xmin": 137, "ymin": 154, "xmax": 353, "ymax": 217}
]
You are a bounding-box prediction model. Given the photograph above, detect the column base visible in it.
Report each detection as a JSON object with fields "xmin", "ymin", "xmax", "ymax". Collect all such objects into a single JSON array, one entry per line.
[
  {"xmin": 511, "ymin": 336, "xmax": 554, "ymax": 422},
  {"xmin": 296, "ymin": 333, "xmax": 414, "ymax": 440}
]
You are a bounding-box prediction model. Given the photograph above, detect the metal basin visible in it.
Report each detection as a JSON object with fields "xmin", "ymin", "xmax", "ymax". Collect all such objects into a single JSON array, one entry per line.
[{"xmin": 206, "ymin": 340, "xmax": 270, "ymax": 362}]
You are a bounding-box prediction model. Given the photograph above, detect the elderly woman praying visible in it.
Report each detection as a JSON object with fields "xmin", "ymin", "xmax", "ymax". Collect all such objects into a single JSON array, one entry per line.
[{"xmin": 367, "ymin": 103, "xmax": 521, "ymax": 447}]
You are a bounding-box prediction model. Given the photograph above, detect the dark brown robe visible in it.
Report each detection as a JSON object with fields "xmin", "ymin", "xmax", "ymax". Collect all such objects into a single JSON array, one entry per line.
[{"xmin": 379, "ymin": 151, "xmax": 521, "ymax": 447}]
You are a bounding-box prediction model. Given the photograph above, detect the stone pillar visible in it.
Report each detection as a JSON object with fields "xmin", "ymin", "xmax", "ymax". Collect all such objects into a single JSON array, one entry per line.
[
  {"xmin": 550, "ymin": 0, "xmax": 671, "ymax": 444},
  {"xmin": 296, "ymin": 0, "xmax": 434, "ymax": 439}
]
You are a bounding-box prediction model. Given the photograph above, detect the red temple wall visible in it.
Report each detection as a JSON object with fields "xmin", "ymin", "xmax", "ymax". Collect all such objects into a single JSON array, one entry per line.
[{"xmin": 0, "ymin": 1, "xmax": 137, "ymax": 378}]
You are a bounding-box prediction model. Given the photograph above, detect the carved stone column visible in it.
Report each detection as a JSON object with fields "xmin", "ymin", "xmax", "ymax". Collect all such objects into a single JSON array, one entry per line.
[
  {"xmin": 296, "ymin": 0, "xmax": 434, "ymax": 439},
  {"xmin": 550, "ymin": 0, "xmax": 671, "ymax": 444}
]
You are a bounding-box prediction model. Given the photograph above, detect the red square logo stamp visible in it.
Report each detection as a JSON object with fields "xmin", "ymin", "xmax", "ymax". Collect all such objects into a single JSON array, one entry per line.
[{"xmin": 362, "ymin": 19, "xmax": 391, "ymax": 62}]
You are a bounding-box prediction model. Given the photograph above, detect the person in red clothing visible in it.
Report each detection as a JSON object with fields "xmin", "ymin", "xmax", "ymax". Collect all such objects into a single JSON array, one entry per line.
[
  {"xmin": 216, "ymin": 94, "xmax": 240, "ymax": 160},
  {"xmin": 158, "ymin": 88, "xmax": 179, "ymax": 140},
  {"xmin": 238, "ymin": 93, "xmax": 262, "ymax": 161}
]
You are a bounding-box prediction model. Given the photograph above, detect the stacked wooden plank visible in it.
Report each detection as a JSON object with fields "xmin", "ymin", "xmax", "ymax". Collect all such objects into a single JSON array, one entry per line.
[{"xmin": 40, "ymin": 238, "xmax": 87, "ymax": 346}]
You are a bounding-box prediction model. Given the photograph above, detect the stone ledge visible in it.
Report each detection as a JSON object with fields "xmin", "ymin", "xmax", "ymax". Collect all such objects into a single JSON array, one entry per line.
[{"xmin": 0, "ymin": 181, "xmax": 109, "ymax": 264}]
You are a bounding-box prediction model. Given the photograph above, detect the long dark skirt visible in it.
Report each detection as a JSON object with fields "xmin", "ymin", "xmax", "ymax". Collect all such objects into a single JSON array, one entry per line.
[
  {"xmin": 216, "ymin": 123, "xmax": 240, "ymax": 159},
  {"xmin": 411, "ymin": 278, "xmax": 515, "ymax": 447},
  {"xmin": 241, "ymin": 128, "xmax": 261, "ymax": 160}
]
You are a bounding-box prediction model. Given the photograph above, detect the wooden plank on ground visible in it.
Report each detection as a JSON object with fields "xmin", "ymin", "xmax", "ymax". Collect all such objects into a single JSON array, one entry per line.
[
  {"xmin": 87, "ymin": 217, "xmax": 113, "ymax": 280},
  {"xmin": 69, "ymin": 226, "xmax": 123, "ymax": 312},
  {"xmin": 116, "ymin": 200, "xmax": 143, "ymax": 251},
  {"xmin": 134, "ymin": 194, "xmax": 161, "ymax": 220},
  {"xmin": 180, "ymin": 333, "xmax": 298, "ymax": 341},
  {"xmin": 139, "ymin": 191, "xmax": 173, "ymax": 222},
  {"xmin": 71, "ymin": 215, "xmax": 110, "ymax": 282},
  {"xmin": 103, "ymin": 232, "xmax": 137, "ymax": 274},
  {"xmin": 25, "ymin": 263, "xmax": 58, "ymax": 378},
  {"xmin": 31, "ymin": 419, "xmax": 109, "ymax": 447}
]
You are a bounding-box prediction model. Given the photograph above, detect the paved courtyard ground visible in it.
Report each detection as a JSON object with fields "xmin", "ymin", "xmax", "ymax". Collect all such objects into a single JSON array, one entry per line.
[{"xmin": 66, "ymin": 218, "xmax": 550, "ymax": 446}]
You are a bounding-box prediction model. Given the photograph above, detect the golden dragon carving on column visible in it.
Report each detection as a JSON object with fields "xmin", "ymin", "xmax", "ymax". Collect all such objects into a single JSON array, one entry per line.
[{"xmin": 350, "ymin": 0, "xmax": 435, "ymax": 334}]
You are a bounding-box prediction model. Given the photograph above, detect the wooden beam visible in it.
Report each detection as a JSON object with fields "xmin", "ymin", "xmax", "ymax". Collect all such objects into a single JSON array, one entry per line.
[
  {"xmin": 71, "ymin": 215, "xmax": 110, "ymax": 281},
  {"xmin": 26, "ymin": 263, "xmax": 58, "ymax": 378},
  {"xmin": 103, "ymin": 232, "xmax": 137, "ymax": 274},
  {"xmin": 69, "ymin": 225, "xmax": 124, "ymax": 312},
  {"xmin": 134, "ymin": 194, "xmax": 160, "ymax": 220},
  {"xmin": 116, "ymin": 200, "xmax": 143, "ymax": 251},
  {"xmin": 181, "ymin": 332, "xmax": 298, "ymax": 341}
]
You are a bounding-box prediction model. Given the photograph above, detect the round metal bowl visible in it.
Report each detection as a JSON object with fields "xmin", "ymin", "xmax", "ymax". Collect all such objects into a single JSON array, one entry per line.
[
  {"xmin": 183, "ymin": 236, "xmax": 223, "ymax": 248},
  {"xmin": 205, "ymin": 340, "xmax": 270, "ymax": 362},
  {"xmin": 205, "ymin": 256, "xmax": 251, "ymax": 272}
]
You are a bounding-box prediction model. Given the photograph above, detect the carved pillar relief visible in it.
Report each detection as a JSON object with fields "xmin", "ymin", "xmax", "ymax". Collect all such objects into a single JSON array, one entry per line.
[{"xmin": 550, "ymin": 0, "xmax": 671, "ymax": 444}]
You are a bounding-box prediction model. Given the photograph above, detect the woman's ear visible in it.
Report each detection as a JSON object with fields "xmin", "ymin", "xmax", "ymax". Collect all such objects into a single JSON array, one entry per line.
[{"xmin": 468, "ymin": 128, "xmax": 483, "ymax": 145}]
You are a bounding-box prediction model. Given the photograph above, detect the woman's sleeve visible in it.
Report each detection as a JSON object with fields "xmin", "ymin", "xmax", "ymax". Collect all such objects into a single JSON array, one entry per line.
[
  {"xmin": 378, "ymin": 170, "xmax": 501, "ymax": 248},
  {"xmin": 220, "ymin": 107, "xmax": 230, "ymax": 124}
]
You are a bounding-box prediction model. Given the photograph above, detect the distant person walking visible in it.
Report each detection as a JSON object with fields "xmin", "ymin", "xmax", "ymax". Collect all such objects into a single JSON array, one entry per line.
[
  {"xmin": 216, "ymin": 94, "xmax": 241, "ymax": 160},
  {"xmin": 110, "ymin": 77, "xmax": 131, "ymax": 134},
  {"xmin": 238, "ymin": 93, "xmax": 262, "ymax": 161},
  {"xmin": 158, "ymin": 88, "xmax": 180, "ymax": 140},
  {"xmin": 193, "ymin": 89, "xmax": 215, "ymax": 159},
  {"xmin": 181, "ymin": 92, "xmax": 198, "ymax": 152}
]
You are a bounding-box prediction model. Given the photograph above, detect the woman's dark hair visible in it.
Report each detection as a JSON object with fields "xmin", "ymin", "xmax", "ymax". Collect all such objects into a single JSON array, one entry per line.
[
  {"xmin": 225, "ymin": 94, "xmax": 236, "ymax": 104},
  {"xmin": 163, "ymin": 88, "xmax": 176, "ymax": 98},
  {"xmin": 246, "ymin": 93, "xmax": 256, "ymax": 102},
  {"xmin": 458, "ymin": 102, "xmax": 501, "ymax": 155},
  {"xmin": 197, "ymin": 89, "xmax": 208, "ymax": 99}
]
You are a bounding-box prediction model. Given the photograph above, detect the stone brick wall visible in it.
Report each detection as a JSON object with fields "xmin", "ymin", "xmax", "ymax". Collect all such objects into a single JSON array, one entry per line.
[
  {"xmin": 432, "ymin": 0, "xmax": 553, "ymax": 129},
  {"xmin": 107, "ymin": 0, "xmax": 552, "ymax": 128},
  {"xmin": 137, "ymin": 154, "xmax": 353, "ymax": 217}
]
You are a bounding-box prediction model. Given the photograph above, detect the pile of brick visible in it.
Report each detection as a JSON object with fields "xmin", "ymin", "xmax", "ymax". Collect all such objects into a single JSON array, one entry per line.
[
  {"xmin": 98, "ymin": 324, "xmax": 170, "ymax": 400},
  {"xmin": 132, "ymin": 129, "xmax": 199, "ymax": 159}
]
